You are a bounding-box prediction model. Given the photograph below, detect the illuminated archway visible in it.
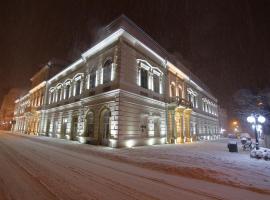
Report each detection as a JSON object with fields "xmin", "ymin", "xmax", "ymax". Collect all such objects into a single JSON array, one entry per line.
[
  {"xmin": 85, "ymin": 110, "xmax": 95, "ymax": 138},
  {"xmin": 98, "ymin": 107, "xmax": 111, "ymax": 145}
]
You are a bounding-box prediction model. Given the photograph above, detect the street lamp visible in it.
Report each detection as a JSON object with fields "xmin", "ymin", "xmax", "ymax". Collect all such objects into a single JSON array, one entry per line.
[{"xmin": 247, "ymin": 114, "xmax": 266, "ymax": 150}]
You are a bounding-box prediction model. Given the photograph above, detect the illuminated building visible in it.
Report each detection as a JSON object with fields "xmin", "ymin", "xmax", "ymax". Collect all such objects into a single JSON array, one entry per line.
[
  {"xmin": 0, "ymin": 88, "xmax": 23, "ymax": 130},
  {"xmin": 13, "ymin": 15, "xmax": 220, "ymax": 147},
  {"xmin": 13, "ymin": 60, "xmax": 66, "ymax": 134}
]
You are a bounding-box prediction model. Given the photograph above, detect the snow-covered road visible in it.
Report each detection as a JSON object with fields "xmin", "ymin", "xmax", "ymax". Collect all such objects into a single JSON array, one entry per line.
[{"xmin": 0, "ymin": 131, "xmax": 269, "ymax": 200}]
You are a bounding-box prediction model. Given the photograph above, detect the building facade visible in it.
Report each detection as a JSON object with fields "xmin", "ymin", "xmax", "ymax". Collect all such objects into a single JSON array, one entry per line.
[
  {"xmin": 13, "ymin": 16, "xmax": 220, "ymax": 147},
  {"xmin": 13, "ymin": 61, "xmax": 65, "ymax": 134},
  {"xmin": 0, "ymin": 88, "xmax": 23, "ymax": 130}
]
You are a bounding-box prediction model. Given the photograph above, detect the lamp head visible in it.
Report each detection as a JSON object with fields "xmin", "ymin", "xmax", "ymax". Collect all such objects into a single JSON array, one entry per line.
[
  {"xmin": 258, "ymin": 115, "xmax": 266, "ymax": 124},
  {"xmin": 247, "ymin": 115, "xmax": 255, "ymax": 123}
]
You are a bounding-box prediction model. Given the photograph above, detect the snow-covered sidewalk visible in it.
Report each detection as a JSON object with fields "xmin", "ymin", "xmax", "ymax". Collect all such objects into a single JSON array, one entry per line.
[{"xmin": 15, "ymin": 132, "xmax": 270, "ymax": 195}]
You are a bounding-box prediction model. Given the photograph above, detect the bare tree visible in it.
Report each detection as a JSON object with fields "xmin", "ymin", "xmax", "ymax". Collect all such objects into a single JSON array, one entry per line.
[{"xmin": 233, "ymin": 89, "xmax": 270, "ymax": 148}]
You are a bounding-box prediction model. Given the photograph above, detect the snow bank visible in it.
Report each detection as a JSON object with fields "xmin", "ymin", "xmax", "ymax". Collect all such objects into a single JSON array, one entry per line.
[{"xmin": 250, "ymin": 147, "xmax": 270, "ymax": 160}]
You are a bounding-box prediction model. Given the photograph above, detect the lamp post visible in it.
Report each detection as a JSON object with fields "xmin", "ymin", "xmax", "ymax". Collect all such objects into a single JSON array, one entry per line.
[{"xmin": 247, "ymin": 114, "xmax": 265, "ymax": 150}]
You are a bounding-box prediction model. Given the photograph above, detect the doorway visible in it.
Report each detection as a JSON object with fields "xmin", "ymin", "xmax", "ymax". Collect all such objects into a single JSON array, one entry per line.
[{"xmin": 71, "ymin": 116, "xmax": 78, "ymax": 140}]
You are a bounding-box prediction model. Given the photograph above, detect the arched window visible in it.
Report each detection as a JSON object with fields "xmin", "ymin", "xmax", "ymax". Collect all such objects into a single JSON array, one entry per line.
[
  {"xmin": 64, "ymin": 80, "xmax": 71, "ymax": 99},
  {"xmin": 103, "ymin": 60, "xmax": 112, "ymax": 84},
  {"xmin": 57, "ymin": 86, "xmax": 62, "ymax": 102},
  {"xmin": 49, "ymin": 89, "xmax": 54, "ymax": 104},
  {"xmin": 75, "ymin": 79, "xmax": 81, "ymax": 96},
  {"xmin": 73, "ymin": 75, "xmax": 83, "ymax": 96},
  {"xmin": 102, "ymin": 109, "xmax": 111, "ymax": 139},
  {"xmin": 141, "ymin": 68, "xmax": 148, "ymax": 89},
  {"xmin": 65, "ymin": 84, "xmax": 70, "ymax": 99}
]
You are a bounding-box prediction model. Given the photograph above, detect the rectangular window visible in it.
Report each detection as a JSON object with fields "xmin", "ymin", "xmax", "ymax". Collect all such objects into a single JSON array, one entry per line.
[
  {"xmin": 90, "ymin": 72, "xmax": 96, "ymax": 89},
  {"xmin": 75, "ymin": 80, "xmax": 81, "ymax": 96},
  {"xmin": 103, "ymin": 66, "xmax": 111, "ymax": 84},
  {"xmin": 140, "ymin": 68, "xmax": 148, "ymax": 89},
  {"xmin": 65, "ymin": 85, "xmax": 70, "ymax": 99},
  {"xmin": 50, "ymin": 92, "xmax": 54, "ymax": 104},
  {"xmin": 153, "ymin": 74, "xmax": 159, "ymax": 93},
  {"xmin": 57, "ymin": 89, "xmax": 61, "ymax": 102}
]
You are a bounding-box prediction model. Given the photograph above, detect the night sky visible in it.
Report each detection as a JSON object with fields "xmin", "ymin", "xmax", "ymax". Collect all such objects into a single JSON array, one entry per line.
[{"xmin": 1, "ymin": 0, "xmax": 270, "ymax": 117}]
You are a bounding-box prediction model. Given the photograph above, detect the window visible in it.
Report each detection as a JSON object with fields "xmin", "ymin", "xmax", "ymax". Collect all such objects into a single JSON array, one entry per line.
[
  {"xmin": 102, "ymin": 109, "xmax": 111, "ymax": 139},
  {"xmin": 103, "ymin": 60, "xmax": 112, "ymax": 84},
  {"xmin": 177, "ymin": 86, "xmax": 182, "ymax": 98},
  {"xmin": 170, "ymin": 84, "xmax": 175, "ymax": 97},
  {"xmin": 153, "ymin": 74, "xmax": 159, "ymax": 93},
  {"xmin": 141, "ymin": 68, "xmax": 148, "ymax": 89},
  {"xmin": 90, "ymin": 71, "xmax": 96, "ymax": 89},
  {"xmin": 193, "ymin": 96, "xmax": 197, "ymax": 108},
  {"xmin": 75, "ymin": 79, "xmax": 81, "ymax": 96},
  {"xmin": 188, "ymin": 93, "xmax": 191, "ymax": 102},
  {"xmin": 65, "ymin": 84, "xmax": 70, "ymax": 99},
  {"xmin": 53, "ymin": 91, "xmax": 57, "ymax": 103},
  {"xmin": 137, "ymin": 59, "xmax": 162, "ymax": 92},
  {"xmin": 57, "ymin": 88, "xmax": 61, "ymax": 102},
  {"xmin": 49, "ymin": 90, "xmax": 54, "ymax": 104}
]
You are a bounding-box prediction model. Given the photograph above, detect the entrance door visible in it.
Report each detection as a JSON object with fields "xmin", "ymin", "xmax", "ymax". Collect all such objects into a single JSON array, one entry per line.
[
  {"xmin": 99, "ymin": 109, "xmax": 110, "ymax": 145},
  {"xmin": 103, "ymin": 111, "xmax": 110, "ymax": 140},
  {"xmin": 71, "ymin": 116, "xmax": 78, "ymax": 140},
  {"xmin": 86, "ymin": 112, "xmax": 94, "ymax": 138}
]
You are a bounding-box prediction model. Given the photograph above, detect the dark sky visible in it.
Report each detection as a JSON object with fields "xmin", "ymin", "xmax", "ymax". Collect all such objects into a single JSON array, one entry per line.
[{"xmin": 1, "ymin": 0, "xmax": 270, "ymax": 117}]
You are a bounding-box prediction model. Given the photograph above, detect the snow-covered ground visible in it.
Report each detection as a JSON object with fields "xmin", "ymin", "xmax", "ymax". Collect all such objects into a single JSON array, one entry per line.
[{"xmin": 0, "ymin": 131, "xmax": 269, "ymax": 200}]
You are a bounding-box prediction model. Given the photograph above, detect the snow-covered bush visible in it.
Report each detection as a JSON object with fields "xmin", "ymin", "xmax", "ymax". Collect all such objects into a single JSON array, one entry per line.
[{"xmin": 250, "ymin": 147, "xmax": 270, "ymax": 160}]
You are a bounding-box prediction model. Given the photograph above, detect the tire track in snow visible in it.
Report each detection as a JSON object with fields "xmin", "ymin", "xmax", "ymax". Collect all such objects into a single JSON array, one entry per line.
[
  {"xmin": 1, "ymin": 133, "xmax": 223, "ymax": 200},
  {"xmin": 0, "ymin": 140, "xmax": 60, "ymax": 200},
  {"xmin": 0, "ymin": 139, "xmax": 101, "ymax": 200},
  {"xmin": 0, "ymin": 135, "xmax": 161, "ymax": 200},
  {"xmin": 23, "ymin": 132, "xmax": 270, "ymax": 195}
]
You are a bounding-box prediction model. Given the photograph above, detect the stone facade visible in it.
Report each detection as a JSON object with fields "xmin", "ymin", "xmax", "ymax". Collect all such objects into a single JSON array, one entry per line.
[{"xmin": 13, "ymin": 15, "xmax": 220, "ymax": 147}]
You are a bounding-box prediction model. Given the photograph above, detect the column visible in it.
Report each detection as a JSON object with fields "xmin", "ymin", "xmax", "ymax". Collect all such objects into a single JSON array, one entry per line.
[
  {"xmin": 184, "ymin": 109, "xmax": 192, "ymax": 142},
  {"xmin": 170, "ymin": 110, "xmax": 176, "ymax": 143},
  {"xmin": 176, "ymin": 108, "xmax": 185, "ymax": 143}
]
